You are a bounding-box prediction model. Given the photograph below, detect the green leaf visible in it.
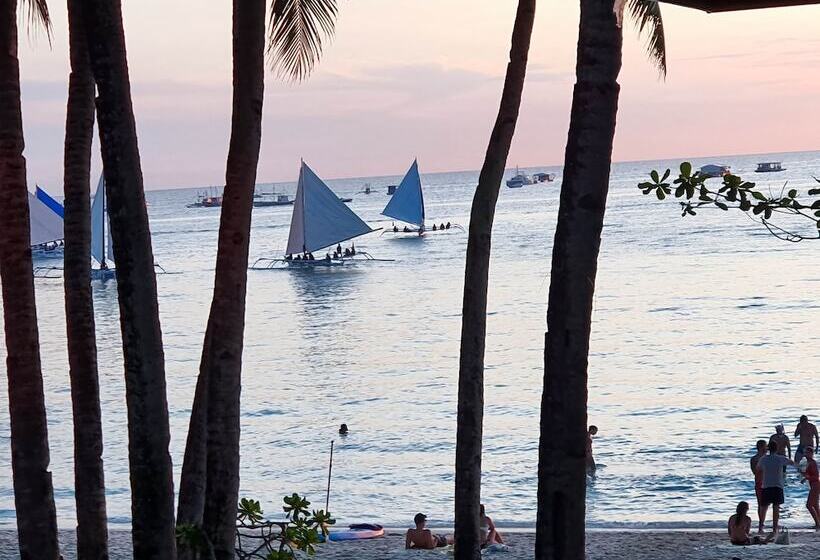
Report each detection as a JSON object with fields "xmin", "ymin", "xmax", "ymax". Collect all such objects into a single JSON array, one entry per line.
[
  {"xmin": 788, "ymin": 189, "xmax": 797, "ymax": 199},
  {"xmin": 680, "ymin": 162, "xmax": 692, "ymax": 177},
  {"xmin": 675, "ymin": 185, "xmax": 685, "ymax": 198},
  {"xmin": 739, "ymin": 200, "xmax": 751, "ymax": 211},
  {"xmin": 656, "ymin": 188, "xmax": 666, "ymax": 200},
  {"xmin": 650, "ymin": 170, "xmax": 660, "ymax": 183},
  {"xmin": 715, "ymin": 201, "xmax": 728, "ymax": 211},
  {"xmin": 661, "ymin": 169, "xmax": 671, "ymax": 182},
  {"xmin": 752, "ymin": 191, "xmax": 767, "ymax": 201},
  {"xmin": 808, "ymin": 188, "xmax": 820, "ymax": 196}
]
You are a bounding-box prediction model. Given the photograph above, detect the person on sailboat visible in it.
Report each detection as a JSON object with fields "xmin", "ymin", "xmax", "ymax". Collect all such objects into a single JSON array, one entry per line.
[
  {"xmin": 393, "ymin": 224, "xmax": 398, "ymax": 233},
  {"xmin": 325, "ymin": 253, "xmax": 331, "ymax": 261},
  {"xmin": 440, "ymin": 223, "xmax": 445, "ymax": 230},
  {"xmin": 336, "ymin": 243, "xmax": 342, "ymax": 255},
  {"xmin": 403, "ymin": 226, "xmax": 410, "ymax": 233},
  {"xmin": 432, "ymin": 224, "xmax": 437, "ymax": 231},
  {"xmin": 295, "ymin": 254, "xmax": 302, "ymax": 261},
  {"xmin": 344, "ymin": 248, "xmax": 351, "ymax": 257},
  {"xmin": 351, "ymin": 243, "xmax": 356, "ymax": 255},
  {"xmin": 446, "ymin": 222, "xmax": 451, "ymax": 229}
]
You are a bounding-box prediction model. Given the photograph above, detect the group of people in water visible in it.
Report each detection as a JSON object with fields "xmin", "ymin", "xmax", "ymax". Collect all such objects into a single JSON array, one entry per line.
[
  {"xmin": 405, "ymin": 506, "xmax": 504, "ymax": 550},
  {"xmin": 729, "ymin": 415, "xmax": 820, "ymax": 545},
  {"xmin": 284, "ymin": 243, "xmax": 356, "ymax": 262}
]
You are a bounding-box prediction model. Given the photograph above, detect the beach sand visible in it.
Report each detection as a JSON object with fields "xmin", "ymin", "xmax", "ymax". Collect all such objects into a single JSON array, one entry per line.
[{"xmin": 4, "ymin": 529, "xmax": 820, "ymax": 559}]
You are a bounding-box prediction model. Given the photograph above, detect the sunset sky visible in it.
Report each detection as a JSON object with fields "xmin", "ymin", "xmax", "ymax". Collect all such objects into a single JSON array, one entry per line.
[{"xmin": 17, "ymin": 0, "xmax": 820, "ymax": 190}]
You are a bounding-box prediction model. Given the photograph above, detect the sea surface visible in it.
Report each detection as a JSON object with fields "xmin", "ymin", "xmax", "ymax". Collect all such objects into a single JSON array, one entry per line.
[{"xmin": 1, "ymin": 151, "xmax": 818, "ymax": 530}]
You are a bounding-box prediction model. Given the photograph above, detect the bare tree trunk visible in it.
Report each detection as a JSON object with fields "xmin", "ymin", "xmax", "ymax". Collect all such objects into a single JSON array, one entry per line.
[
  {"xmin": 0, "ymin": 1, "xmax": 60, "ymax": 558},
  {"xmin": 535, "ymin": 1, "xmax": 622, "ymax": 559},
  {"xmin": 454, "ymin": 2, "xmax": 535, "ymax": 559},
  {"xmin": 64, "ymin": 0, "xmax": 109, "ymax": 557},
  {"xmin": 178, "ymin": 1, "xmax": 265, "ymax": 558},
  {"xmin": 79, "ymin": 1, "xmax": 176, "ymax": 558}
]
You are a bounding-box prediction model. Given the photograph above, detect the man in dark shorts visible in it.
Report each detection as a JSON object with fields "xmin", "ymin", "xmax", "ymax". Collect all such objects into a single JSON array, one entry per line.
[
  {"xmin": 756, "ymin": 440, "xmax": 794, "ymax": 535},
  {"xmin": 794, "ymin": 415, "xmax": 819, "ymax": 465},
  {"xmin": 749, "ymin": 439, "xmax": 767, "ymax": 533}
]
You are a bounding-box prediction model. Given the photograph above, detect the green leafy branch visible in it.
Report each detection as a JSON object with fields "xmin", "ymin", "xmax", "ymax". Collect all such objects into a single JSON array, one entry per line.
[{"xmin": 638, "ymin": 162, "xmax": 820, "ymax": 242}]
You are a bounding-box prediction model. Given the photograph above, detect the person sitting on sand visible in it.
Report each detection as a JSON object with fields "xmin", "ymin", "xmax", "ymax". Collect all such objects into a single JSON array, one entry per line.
[
  {"xmin": 586, "ymin": 425, "xmax": 598, "ymax": 474},
  {"xmin": 801, "ymin": 447, "xmax": 820, "ymax": 528},
  {"xmin": 728, "ymin": 501, "xmax": 766, "ymax": 545},
  {"xmin": 480, "ymin": 504, "xmax": 504, "ymax": 547},
  {"xmin": 750, "ymin": 439, "xmax": 767, "ymax": 533},
  {"xmin": 770, "ymin": 424, "xmax": 791, "ymax": 459},
  {"xmin": 757, "ymin": 439, "xmax": 794, "ymax": 534},
  {"xmin": 794, "ymin": 415, "xmax": 819, "ymax": 465},
  {"xmin": 405, "ymin": 513, "xmax": 451, "ymax": 549}
]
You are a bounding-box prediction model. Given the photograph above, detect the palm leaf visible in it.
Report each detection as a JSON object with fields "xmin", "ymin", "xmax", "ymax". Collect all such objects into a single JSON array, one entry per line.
[
  {"xmin": 268, "ymin": 0, "xmax": 338, "ymax": 81},
  {"xmin": 21, "ymin": 0, "xmax": 52, "ymax": 40},
  {"xmin": 627, "ymin": 0, "xmax": 666, "ymax": 78}
]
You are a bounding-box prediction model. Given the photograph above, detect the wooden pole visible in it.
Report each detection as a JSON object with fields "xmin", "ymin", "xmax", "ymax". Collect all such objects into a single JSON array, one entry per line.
[{"xmin": 326, "ymin": 440, "xmax": 334, "ymax": 512}]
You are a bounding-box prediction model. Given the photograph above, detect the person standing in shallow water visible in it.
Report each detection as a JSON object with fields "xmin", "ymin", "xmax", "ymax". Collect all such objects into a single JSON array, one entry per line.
[
  {"xmin": 586, "ymin": 425, "xmax": 598, "ymax": 475},
  {"xmin": 750, "ymin": 439, "xmax": 767, "ymax": 533},
  {"xmin": 757, "ymin": 440, "xmax": 794, "ymax": 535},
  {"xmin": 794, "ymin": 415, "xmax": 819, "ymax": 465},
  {"xmin": 770, "ymin": 424, "xmax": 791, "ymax": 459},
  {"xmin": 800, "ymin": 447, "xmax": 820, "ymax": 528}
]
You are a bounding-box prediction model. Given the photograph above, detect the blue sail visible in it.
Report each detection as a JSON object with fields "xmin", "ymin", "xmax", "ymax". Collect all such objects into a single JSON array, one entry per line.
[
  {"xmin": 286, "ymin": 161, "xmax": 374, "ymax": 255},
  {"xmin": 382, "ymin": 159, "xmax": 424, "ymax": 227},
  {"xmin": 36, "ymin": 186, "xmax": 64, "ymax": 218}
]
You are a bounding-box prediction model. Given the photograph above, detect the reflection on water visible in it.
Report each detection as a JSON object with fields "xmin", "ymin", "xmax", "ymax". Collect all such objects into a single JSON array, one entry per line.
[{"xmin": 1, "ymin": 151, "xmax": 819, "ymax": 529}]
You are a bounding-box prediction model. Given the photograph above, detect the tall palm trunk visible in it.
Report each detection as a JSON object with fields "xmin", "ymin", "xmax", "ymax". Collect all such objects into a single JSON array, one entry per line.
[
  {"xmin": 0, "ymin": 1, "xmax": 60, "ymax": 558},
  {"xmin": 454, "ymin": 2, "xmax": 535, "ymax": 559},
  {"xmin": 535, "ymin": 0, "xmax": 622, "ymax": 558},
  {"xmin": 79, "ymin": 0, "xmax": 176, "ymax": 557},
  {"xmin": 178, "ymin": 1, "xmax": 265, "ymax": 557},
  {"xmin": 64, "ymin": 0, "xmax": 109, "ymax": 557}
]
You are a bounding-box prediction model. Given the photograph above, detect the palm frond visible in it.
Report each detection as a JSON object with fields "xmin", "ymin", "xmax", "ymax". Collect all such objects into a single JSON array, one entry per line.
[
  {"xmin": 21, "ymin": 0, "xmax": 53, "ymax": 41},
  {"xmin": 627, "ymin": 0, "xmax": 666, "ymax": 79},
  {"xmin": 268, "ymin": 0, "xmax": 338, "ymax": 81}
]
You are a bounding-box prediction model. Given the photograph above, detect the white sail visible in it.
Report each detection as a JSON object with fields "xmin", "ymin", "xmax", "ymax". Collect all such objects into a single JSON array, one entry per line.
[
  {"xmin": 285, "ymin": 161, "xmax": 374, "ymax": 255},
  {"xmin": 382, "ymin": 159, "xmax": 424, "ymax": 227},
  {"xmin": 28, "ymin": 191, "xmax": 64, "ymax": 247},
  {"xmin": 90, "ymin": 174, "xmax": 111, "ymax": 266}
]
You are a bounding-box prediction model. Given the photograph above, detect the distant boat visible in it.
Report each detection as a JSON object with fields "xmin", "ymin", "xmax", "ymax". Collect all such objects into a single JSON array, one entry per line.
[
  {"xmin": 90, "ymin": 174, "xmax": 116, "ymax": 281},
  {"xmin": 756, "ymin": 161, "xmax": 785, "ymax": 173},
  {"xmin": 387, "ymin": 184, "xmax": 398, "ymax": 195},
  {"xmin": 506, "ymin": 166, "xmax": 533, "ymax": 188},
  {"xmin": 250, "ymin": 161, "xmax": 384, "ymax": 269},
  {"xmin": 699, "ymin": 164, "xmax": 731, "ymax": 178},
  {"xmin": 360, "ymin": 184, "xmax": 372, "ymax": 195},
  {"xmin": 339, "ymin": 197, "xmax": 353, "ymax": 204},
  {"xmin": 254, "ymin": 192, "xmax": 294, "ymax": 207},
  {"xmin": 187, "ymin": 188, "xmax": 223, "ymax": 208},
  {"xmin": 533, "ymin": 172, "xmax": 556, "ymax": 183}
]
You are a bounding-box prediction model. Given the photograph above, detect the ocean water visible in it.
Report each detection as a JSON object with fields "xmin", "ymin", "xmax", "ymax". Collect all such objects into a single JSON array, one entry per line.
[{"xmin": 0, "ymin": 151, "xmax": 818, "ymax": 530}]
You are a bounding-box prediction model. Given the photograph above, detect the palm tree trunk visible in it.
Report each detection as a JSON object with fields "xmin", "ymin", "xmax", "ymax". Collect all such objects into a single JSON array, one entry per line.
[
  {"xmin": 79, "ymin": 0, "xmax": 176, "ymax": 558},
  {"xmin": 179, "ymin": 1, "xmax": 265, "ymax": 558},
  {"xmin": 535, "ymin": 0, "xmax": 622, "ymax": 559},
  {"xmin": 454, "ymin": 2, "xmax": 535, "ymax": 559},
  {"xmin": 64, "ymin": 0, "xmax": 109, "ymax": 557},
  {"xmin": 0, "ymin": 1, "xmax": 60, "ymax": 558}
]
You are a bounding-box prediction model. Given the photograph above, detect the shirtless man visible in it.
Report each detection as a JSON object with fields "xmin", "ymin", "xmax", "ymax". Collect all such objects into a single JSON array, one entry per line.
[
  {"xmin": 769, "ymin": 424, "xmax": 791, "ymax": 459},
  {"xmin": 794, "ymin": 415, "xmax": 819, "ymax": 465},
  {"xmin": 405, "ymin": 513, "xmax": 451, "ymax": 549},
  {"xmin": 750, "ymin": 439, "xmax": 767, "ymax": 533}
]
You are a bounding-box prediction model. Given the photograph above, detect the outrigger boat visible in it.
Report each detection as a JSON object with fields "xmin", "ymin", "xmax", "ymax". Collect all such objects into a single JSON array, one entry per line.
[
  {"xmin": 29, "ymin": 188, "xmax": 64, "ymax": 259},
  {"xmin": 90, "ymin": 174, "xmax": 117, "ymax": 281},
  {"xmin": 381, "ymin": 160, "xmax": 461, "ymax": 236},
  {"xmin": 250, "ymin": 161, "xmax": 387, "ymax": 269}
]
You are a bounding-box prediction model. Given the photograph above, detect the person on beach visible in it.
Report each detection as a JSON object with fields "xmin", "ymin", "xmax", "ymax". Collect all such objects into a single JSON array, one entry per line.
[
  {"xmin": 800, "ymin": 446, "xmax": 820, "ymax": 528},
  {"xmin": 757, "ymin": 440, "xmax": 794, "ymax": 534},
  {"xmin": 586, "ymin": 425, "xmax": 598, "ymax": 475},
  {"xmin": 728, "ymin": 501, "xmax": 766, "ymax": 545},
  {"xmin": 750, "ymin": 439, "xmax": 767, "ymax": 533},
  {"xmin": 405, "ymin": 513, "xmax": 451, "ymax": 549},
  {"xmin": 770, "ymin": 424, "xmax": 791, "ymax": 459},
  {"xmin": 480, "ymin": 504, "xmax": 504, "ymax": 547},
  {"xmin": 794, "ymin": 415, "xmax": 819, "ymax": 465}
]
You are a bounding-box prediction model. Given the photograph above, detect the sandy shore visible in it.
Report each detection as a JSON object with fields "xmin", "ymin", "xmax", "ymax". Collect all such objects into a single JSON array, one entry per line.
[{"xmin": 4, "ymin": 528, "xmax": 820, "ymax": 559}]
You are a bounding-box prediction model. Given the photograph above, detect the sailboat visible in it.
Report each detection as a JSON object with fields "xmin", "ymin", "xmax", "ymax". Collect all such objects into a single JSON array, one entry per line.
[
  {"xmin": 29, "ymin": 189, "xmax": 64, "ymax": 256},
  {"xmin": 90, "ymin": 174, "xmax": 116, "ymax": 281},
  {"xmin": 251, "ymin": 161, "xmax": 384, "ymax": 269},
  {"xmin": 381, "ymin": 160, "xmax": 460, "ymax": 236}
]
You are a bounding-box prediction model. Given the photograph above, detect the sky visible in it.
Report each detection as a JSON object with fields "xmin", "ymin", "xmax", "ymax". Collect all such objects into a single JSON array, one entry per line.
[{"xmin": 17, "ymin": 0, "xmax": 820, "ymax": 191}]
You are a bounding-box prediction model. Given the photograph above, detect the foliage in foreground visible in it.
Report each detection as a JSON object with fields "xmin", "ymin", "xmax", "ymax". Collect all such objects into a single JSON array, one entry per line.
[{"xmin": 638, "ymin": 162, "xmax": 820, "ymax": 242}]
